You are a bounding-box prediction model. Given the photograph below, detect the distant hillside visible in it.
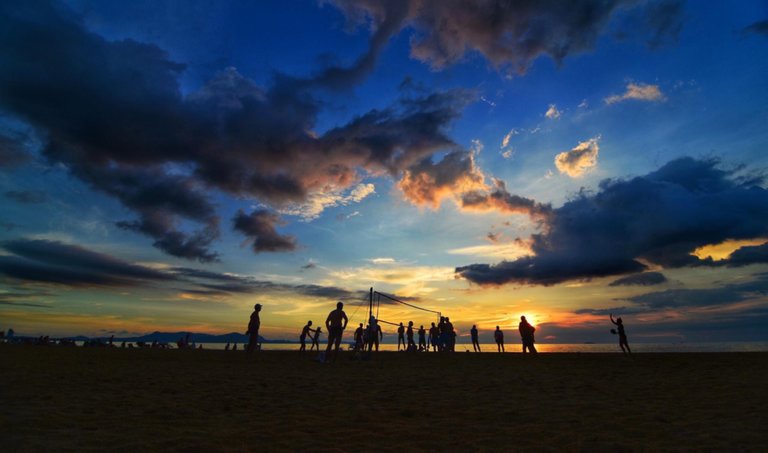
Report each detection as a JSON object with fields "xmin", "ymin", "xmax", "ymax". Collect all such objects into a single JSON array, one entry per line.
[{"xmin": 63, "ymin": 332, "xmax": 297, "ymax": 344}]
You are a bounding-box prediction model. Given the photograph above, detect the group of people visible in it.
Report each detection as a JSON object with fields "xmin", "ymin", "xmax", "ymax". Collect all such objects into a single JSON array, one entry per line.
[{"xmin": 243, "ymin": 302, "xmax": 632, "ymax": 358}]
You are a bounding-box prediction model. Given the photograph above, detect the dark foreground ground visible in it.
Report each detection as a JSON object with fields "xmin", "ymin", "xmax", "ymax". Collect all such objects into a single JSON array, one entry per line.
[{"xmin": 1, "ymin": 346, "xmax": 767, "ymax": 451}]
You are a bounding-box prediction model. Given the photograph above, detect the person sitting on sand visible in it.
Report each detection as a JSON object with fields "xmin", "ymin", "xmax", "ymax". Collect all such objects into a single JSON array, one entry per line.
[
  {"xmin": 471, "ymin": 325, "xmax": 481, "ymax": 352},
  {"xmin": 324, "ymin": 302, "xmax": 348, "ymax": 362},
  {"xmin": 429, "ymin": 322, "xmax": 438, "ymax": 352},
  {"xmin": 418, "ymin": 325, "xmax": 426, "ymax": 351},
  {"xmin": 610, "ymin": 314, "xmax": 631, "ymax": 354},
  {"xmin": 246, "ymin": 303, "xmax": 262, "ymax": 354},
  {"xmin": 397, "ymin": 322, "xmax": 406, "ymax": 351},
  {"xmin": 366, "ymin": 316, "xmax": 382, "ymax": 352},
  {"xmin": 225, "ymin": 342, "xmax": 230, "ymax": 351},
  {"xmin": 299, "ymin": 321, "xmax": 313, "ymax": 354},
  {"xmin": 494, "ymin": 326, "xmax": 505, "ymax": 352},
  {"xmin": 518, "ymin": 316, "xmax": 537, "ymax": 354},
  {"xmin": 233, "ymin": 343, "xmax": 238, "ymax": 351}
]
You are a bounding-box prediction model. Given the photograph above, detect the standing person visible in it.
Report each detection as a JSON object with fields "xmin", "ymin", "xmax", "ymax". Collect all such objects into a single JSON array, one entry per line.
[
  {"xmin": 610, "ymin": 314, "xmax": 631, "ymax": 354},
  {"xmin": 397, "ymin": 322, "xmax": 406, "ymax": 351},
  {"xmin": 366, "ymin": 316, "xmax": 383, "ymax": 352},
  {"xmin": 325, "ymin": 302, "xmax": 348, "ymax": 362},
  {"xmin": 310, "ymin": 327, "xmax": 322, "ymax": 351},
  {"xmin": 437, "ymin": 317, "xmax": 447, "ymax": 352},
  {"xmin": 406, "ymin": 321, "xmax": 415, "ymax": 351},
  {"xmin": 246, "ymin": 304, "xmax": 262, "ymax": 354},
  {"xmin": 518, "ymin": 316, "xmax": 537, "ymax": 354},
  {"xmin": 418, "ymin": 325, "xmax": 427, "ymax": 351},
  {"xmin": 494, "ymin": 326, "xmax": 505, "ymax": 352},
  {"xmin": 428, "ymin": 322, "xmax": 438, "ymax": 351},
  {"xmin": 354, "ymin": 323, "xmax": 365, "ymax": 352},
  {"xmin": 470, "ymin": 325, "xmax": 481, "ymax": 352},
  {"xmin": 445, "ymin": 317, "xmax": 456, "ymax": 352},
  {"xmin": 299, "ymin": 320, "xmax": 313, "ymax": 354}
]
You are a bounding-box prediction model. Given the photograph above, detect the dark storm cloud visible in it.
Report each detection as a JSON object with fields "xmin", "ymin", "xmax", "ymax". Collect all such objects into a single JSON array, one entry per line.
[
  {"xmin": 609, "ymin": 272, "xmax": 668, "ymax": 287},
  {"xmin": 0, "ymin": 0, "xmax": 473, "ymax": 259},
  {"xmin": 0, "ymin": 239, "xmax": 175, "ymax": 286},
  {"xmin": 457, "ymin": 157, "xmax": 768, "ymax": 286},
  {"xmin": 232, "ymin": 209, "xmax": 297, "ymax": 253},
  {"xmin": 726, "ymin": 242, "xmax": 768, "ymax": 267},
  {"xmin": 4, "ymin": 190, "xmax": 48, "ymax": 204},
  {"xmin": 0, "ymin": 133, "xmax": 31, "ymax": 168},
  {"xmin": 625, "ymin": 274, "xmax": 768, "ymax": 309},
  {"xmin": 333, "ymin": 0, "xmax": 685, "ymax": 73},
  {"xmin": 742, "ymin": 19, "xmax": 768, "ymax": 37}
]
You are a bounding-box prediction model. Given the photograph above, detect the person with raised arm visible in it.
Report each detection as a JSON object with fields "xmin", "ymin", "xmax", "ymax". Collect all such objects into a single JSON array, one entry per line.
[{"xmin": 610, "ymin": 314, "xmax": 631, "ymax": 354}]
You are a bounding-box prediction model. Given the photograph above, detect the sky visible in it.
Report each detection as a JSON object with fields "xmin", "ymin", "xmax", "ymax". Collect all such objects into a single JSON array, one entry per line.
[{"xmin": 1, "ymin": 0, "xmax": 767, "ymax": 343}]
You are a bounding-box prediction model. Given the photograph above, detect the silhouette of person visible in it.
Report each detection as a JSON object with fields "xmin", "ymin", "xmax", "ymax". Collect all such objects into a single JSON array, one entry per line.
[
  {"xmin": 366, "ymin": 316, "xmax": 382, "ymax": 352},
  {"xmin": 471, "ymin": 325, "xmax": 481, "ymax": 352},
  {"xmin": 406, "ymin": 321, "xmax": 416, "ymax": 351},
  {"xmin": 397, "ymin": 322, "xmax": 406, "ymax": 351},
  {"xmin": 325, "ymin": 301, "xmax": 348, "ymax": 361},
  {"xmin": 299, "ymin": 321, "xmax": 313, "ymax": 353},
  {"xmin": 610, "ymin": 314, "xmax": 631, "ymax": 354},
  {"xmin": 445, "ymin": 317, "xmax": 456, "ymax": 352},
  {"xmin": 437, "ymin": 317, "xmax": 447, "ymax": 351},
  {"xmin": 518, "ymin": 316, "xmax": 537, "ymax": 354},
  {"xmin": 354, "ymin": 323, "xmax": 365, "ymax": 352},
  {"xmin": 233, "ymin": 343, "xmax": 238, "ymax": 351},
  {"xmin": 311, "ymin": 327, "xmax": 322, "ymax": 351},
  {"xmin": 224, "ymin": 342, "xmax": 230, "ymax": 351},
  {"xmin": 428, "ymin": 322, "xmax": 438, "ymax": 351},
  {"xmin": 494, "ymin": 326, "xmax": 505, "ymax": 352},
  {"xmin": 246, "ymin": 303, "xmax": 262, "ymax": 354},
  {"xmin": 418, "ymin": 325, "xmax": 426, "ymax": 351}
]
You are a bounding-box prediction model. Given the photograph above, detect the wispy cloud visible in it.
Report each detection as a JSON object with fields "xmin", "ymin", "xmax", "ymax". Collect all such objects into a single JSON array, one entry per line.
[
  {"xmin": 604, "ymin": 82, "xmax": 665, "ymax": 104},
  {"xmin": 545, "ymin": 104, "xmax": 561, "ymax": 119}
]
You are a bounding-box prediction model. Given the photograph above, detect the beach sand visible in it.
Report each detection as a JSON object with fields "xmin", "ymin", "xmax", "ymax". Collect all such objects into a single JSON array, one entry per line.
[{"xmin": 2, "ymin": 346, "xmax": 766, "ymax": 451}]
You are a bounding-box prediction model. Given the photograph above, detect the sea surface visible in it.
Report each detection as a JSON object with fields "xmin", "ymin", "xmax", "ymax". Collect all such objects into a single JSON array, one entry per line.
[{"xmin": 194, "ymin": 342, "xmax": 768, "ymax": 353}]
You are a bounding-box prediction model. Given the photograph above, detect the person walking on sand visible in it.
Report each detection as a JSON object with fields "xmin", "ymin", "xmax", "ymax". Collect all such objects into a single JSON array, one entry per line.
[
  {"xmin": 397, "ymin": 322, "xmax": 406, "ymax": 351},
  {"xmin": 246, "ymin": 304, "xmax": 262, "ymax": 354},
  {"xmin": 310, "ymin": 327, "xmax": 322, "ymax": 351},
  {"xmin": 418, "ymin": 325, "xmax": 427, "ymax": 351},
  {"xmin": 299, "ymin": 321, "xmax": 313, "ymax": 354},
  {"xmin": 366, "ymin": 316, "xmax": 383, "ymax": 352},
  {"xmin": 610, "ymin": 314, "xmax": 631, "ymax": 354},
  {"xmin": 325, "ymin": 302, "xmax": 348, "ymax": 362},
  {"xmin": 471, "ymin": 325, "xmax": 481, "ymax": 352},
  {"xmin": 519, "ymin": 316, "xmax": 537, "ymax": 354},
  {"xmin": 494, "ymin": 326, "xmax": 505, "ymax": 352}
]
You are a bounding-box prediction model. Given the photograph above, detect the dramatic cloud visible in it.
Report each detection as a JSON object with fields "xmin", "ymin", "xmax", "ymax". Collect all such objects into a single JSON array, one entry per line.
[
  {"xmin": 0, "ymin": 1, "xmax": 474, "ymax": 260},
  {"xmin": 460, "ymin": 178, "xmax": 552, "ymax": 220},
  {"xmin": 280, "ymin": 183, "xmax": 375, "ymax": 221},
  {"xmin": 609, "ymin": 272, "xmax": 668, "ymax": 287},
  {"xmin": 335, "ymin": 0, "xmax": 685, "ymax": 74},
  {"xmin": 4, "ymin": 190, "xmax": 48, "ymax": 204},
  {"xmin": 545, "ymin": 104, "xmax": 561, "ymax": 119},
  {"xmin": 0, "ymin": 239, "xmax": 174, "ymax": 287},
  {"xmin": 398, "ymin": 150, "xmax": 486, "ymax": 208},
  {"xmin": 554, "ymin": 137, "xmax": 600, "ymax": 177},
  {"xmin": 232, "ymin": 209, "xmax": 297, "ymax": 253},
  {"xmin": 604, "ymin": 82, "xmax": 666, "ymax": 104},
  {"xmin": 457, "ymin": 157, "xmax": 768, "ymax": 286}
]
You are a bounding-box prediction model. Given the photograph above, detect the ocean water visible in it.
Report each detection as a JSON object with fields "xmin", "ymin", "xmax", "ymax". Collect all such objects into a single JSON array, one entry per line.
[{"xmin": 194, "ymin": 342, "xmax": 768, "ymax": 353}]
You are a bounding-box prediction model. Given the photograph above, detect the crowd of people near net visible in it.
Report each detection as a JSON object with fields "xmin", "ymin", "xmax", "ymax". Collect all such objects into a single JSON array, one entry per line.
[{"xmin": 245, "ymin": 301, "xmax": 631, "ymax": 362}]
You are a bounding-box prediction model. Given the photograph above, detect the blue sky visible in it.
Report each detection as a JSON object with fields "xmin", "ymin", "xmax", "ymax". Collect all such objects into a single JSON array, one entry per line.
[{"xmin": 1, "ymin": 0, "xmax": 767, "ymax": 343}]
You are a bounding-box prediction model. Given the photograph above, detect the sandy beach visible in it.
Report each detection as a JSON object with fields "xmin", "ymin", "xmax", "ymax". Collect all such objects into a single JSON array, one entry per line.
[{"xmin": 2, "ymin": 346, "xmax": 766, "ymax": 451}]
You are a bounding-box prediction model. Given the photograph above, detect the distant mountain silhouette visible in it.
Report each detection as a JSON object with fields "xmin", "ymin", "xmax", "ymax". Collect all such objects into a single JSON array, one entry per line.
[{"xmin": 61, "ymin": 331, "xmax": 297, "ymax": 344}]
